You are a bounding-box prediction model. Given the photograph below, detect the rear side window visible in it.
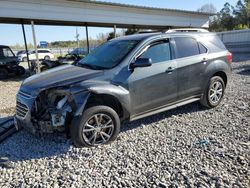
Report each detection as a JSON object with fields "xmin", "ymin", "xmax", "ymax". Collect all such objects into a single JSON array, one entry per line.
[
  {"xmin": 38, "ymin": 50, "xmax": 50, "ymax": 53},
  {"xmin": 174, "ymin": 37, "xmax": 200, "ymax": 58},
  {"xmin": 139, "ymin": 41, "xmax": 171, "ymax": 64}
]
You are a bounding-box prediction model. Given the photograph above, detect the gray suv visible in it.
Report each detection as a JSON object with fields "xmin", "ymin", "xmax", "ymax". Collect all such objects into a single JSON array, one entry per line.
[{"xmin": 15, "ymin": 32, "xmax": 232, "ymax": 147}]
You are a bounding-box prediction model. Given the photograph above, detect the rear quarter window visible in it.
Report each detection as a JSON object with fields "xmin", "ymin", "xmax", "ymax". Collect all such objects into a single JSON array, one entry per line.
[
  {"xmin": 206, "ymin": 35, "xmax": 226, "ymax": 50},
  {"xmin": 198, "ymin": 43, "xmax": 207, "ymax": 54}
]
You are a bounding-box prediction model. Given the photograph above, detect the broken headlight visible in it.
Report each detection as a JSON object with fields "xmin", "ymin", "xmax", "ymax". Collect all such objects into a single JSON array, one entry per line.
[{"xmin": 31, "ymin": 89, "xmax": 73, "ymax": 133}]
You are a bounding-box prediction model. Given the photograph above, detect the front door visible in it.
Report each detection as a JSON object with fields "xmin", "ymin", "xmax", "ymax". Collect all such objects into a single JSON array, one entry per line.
[{"xmin": 128, "ymin": 39, "xmax": 178, "ymax": 116}]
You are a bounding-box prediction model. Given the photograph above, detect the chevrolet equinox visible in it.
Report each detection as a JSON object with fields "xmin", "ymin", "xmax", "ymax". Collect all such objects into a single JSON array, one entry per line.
[{"xmin": 15, "ymin": 32, "xmax": 232, "ymax": 147}]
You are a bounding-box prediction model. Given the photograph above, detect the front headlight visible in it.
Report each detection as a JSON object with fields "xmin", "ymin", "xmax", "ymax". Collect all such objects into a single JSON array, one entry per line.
[{"xmin": 0, "ymin": 61, "xmax": 4, "ymax": 65}]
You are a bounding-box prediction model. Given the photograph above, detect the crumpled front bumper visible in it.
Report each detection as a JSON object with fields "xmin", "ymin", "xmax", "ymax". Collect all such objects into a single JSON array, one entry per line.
[
  {"xmin": 15, "ymin": 90, "xmax": 37, "ymax": 135},
  {"xmin": 15, "ymin": 87, "xmax": 90, "ymax": 135}
]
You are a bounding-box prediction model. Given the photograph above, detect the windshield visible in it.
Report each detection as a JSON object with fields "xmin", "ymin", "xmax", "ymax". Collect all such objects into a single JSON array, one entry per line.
[
  {"xmin": 0, "ymin": 47, "xmax": 15, "ymax": 58},
  {"xmin": 78, "ymin": 40, "xmax": 139, "ymax": 69}
]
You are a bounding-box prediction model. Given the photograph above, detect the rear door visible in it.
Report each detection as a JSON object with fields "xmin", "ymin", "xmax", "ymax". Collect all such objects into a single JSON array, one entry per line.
[{"xmin": 173, "ymin": 37, "xmax": 208, "ymax": 100}]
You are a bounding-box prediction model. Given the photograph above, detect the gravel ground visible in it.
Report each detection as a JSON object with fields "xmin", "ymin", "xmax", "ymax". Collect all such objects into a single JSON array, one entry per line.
[
  {"xmin": 0, "ymin": 60, "xmax": 249, "ymax": 187},
  {"xmin": 0, "ymin": 78, "xmax": 21, "ymax": 117}
]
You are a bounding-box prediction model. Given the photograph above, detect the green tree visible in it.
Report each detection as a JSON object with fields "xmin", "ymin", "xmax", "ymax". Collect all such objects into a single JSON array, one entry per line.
[
  {"xmin": 234, "ymin": 0, "xmax": 250, "ymax": 27},
  {"xmin": 209, "ymin": 2, "xmax": 236, "ymax": 31},
  {"xmin": 220, "ymin": 3, "xmax": 236, "ymax": 30},
  {"xmin": 209, "ymin": 0, "xmax": 250, "ymax": 31},
  {"xmin": 107, "ymin": 32, "xmax": 115, "ymax": 41}
]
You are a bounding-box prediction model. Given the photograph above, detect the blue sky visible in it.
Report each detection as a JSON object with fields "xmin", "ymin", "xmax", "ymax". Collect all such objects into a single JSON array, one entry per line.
[{"xmin": 0, "ymin": 0, "xmax": 238, "ymax": 46}]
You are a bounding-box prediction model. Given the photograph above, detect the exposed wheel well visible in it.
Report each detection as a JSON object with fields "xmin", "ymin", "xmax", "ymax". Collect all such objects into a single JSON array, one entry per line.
[
  {"xmin": 213, "ymin": 71, "xmax": 227, "ymax": 86},
  {"xmin": 85, "ymin": 93, "xmax": 124, "ymax": 119}
]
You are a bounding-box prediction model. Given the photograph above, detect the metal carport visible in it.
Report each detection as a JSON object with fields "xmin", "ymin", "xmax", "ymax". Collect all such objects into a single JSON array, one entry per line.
[{"xmin": 0, "ymin": 0, "xmax": 212, "ymax": 72}]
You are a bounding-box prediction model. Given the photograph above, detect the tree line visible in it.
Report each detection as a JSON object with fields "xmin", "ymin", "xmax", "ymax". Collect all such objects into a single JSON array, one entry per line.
[{"xmin": 200, "ymin": 0, "xmax": 250, "ymax": 31}]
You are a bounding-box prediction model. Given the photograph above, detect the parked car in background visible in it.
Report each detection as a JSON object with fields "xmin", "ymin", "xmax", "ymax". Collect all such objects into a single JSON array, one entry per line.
[
  {"xmin": 0, "ymin": 45, "xmax": 25, "ymax": 79},
  {"xmin": 69, "ymin": 47, "xmax": 87, "ymax": 56},
  {"xmin": 18, "ymin": 49, "xmax": 54, "ymax": 62},
  {"xmin": 56, "ymin": 48, "xmax": 87, "ymax": 64},
  {"xmin": 16, "ymin": 50, "xmax": 27, "ymax": 56},
  {"xmin": 40, "ymin": 53, "xmax": 82, "ymax": 72},
  {"xmin": 15, "ymin": 31, "xmax": 232, "ymax": 147}
]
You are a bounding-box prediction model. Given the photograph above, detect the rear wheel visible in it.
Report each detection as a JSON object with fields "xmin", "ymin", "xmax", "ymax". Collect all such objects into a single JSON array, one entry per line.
[
  {"xmin": 0, "ymin": 68, "xmax": 8, "ymax": 79},
  {"xmin": 44, "ymin": 56, "xmax": 50, "ymax": 60},
  {"xmin": 70, "ymin": 105, "xmax": 120, "ymax": 147},
  {"xmin": 200, "ymin": 76, "xmax": 225, "ymax": 108}
]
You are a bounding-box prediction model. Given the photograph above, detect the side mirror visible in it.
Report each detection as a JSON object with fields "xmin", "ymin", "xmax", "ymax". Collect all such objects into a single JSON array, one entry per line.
[{"xmin": 130, "ymin": 58, "xmax": 152, "ymax": 69}]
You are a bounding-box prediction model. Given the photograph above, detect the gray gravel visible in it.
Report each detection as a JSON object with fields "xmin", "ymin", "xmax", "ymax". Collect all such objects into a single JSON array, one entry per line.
[
  {"xmin": 0, "ymin": 61, "xmax": 249, "ymax": 187},
  {"xmin": 0, "ymin": 79, "xmax": 20, "ymax": 117}
]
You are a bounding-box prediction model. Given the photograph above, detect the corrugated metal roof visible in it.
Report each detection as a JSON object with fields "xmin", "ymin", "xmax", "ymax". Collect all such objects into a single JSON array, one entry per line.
[{"xmin": 68, "ymin": 0, "xmax": 213, "ymax": 16}]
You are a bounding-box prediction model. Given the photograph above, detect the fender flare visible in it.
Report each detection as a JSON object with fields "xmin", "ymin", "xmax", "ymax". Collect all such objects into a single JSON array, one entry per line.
[
  {"xmin": 71, "ymin": 84, "xmax": 130, "ymax": 119},
  {"xmin": 202, "ymin": 60, "xmax": 231, "ymax": 91}
]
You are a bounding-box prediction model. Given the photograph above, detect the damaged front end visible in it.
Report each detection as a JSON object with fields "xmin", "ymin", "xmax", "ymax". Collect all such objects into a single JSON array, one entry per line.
[
  {"xmin": 16, "ymin": 86, "xmax": 89, "ymax": 135},
  {"xmin": 31, "ymin": 89, "xmax": 74, "ymax": 133}
]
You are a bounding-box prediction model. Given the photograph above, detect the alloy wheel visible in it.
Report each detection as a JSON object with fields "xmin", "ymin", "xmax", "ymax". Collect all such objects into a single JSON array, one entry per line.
[
  {"xmin": 82, "ymin": 113, "xmax": 114, "ymax": 146},
  {"xmin": 209, "ymin": 81, "xmax": 223, "ymax": 104}
]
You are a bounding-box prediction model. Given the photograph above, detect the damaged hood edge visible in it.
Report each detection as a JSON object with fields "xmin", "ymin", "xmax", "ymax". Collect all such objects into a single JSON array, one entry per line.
[{"xmin": 20, "ymin": 65, "xmax": 103, "ymax": 95}]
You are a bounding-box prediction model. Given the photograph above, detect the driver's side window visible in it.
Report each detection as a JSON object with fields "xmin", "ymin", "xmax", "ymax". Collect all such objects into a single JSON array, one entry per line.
[{"xmin": 139, "ymin": 40, "xmax": 171, "ymax": 64}]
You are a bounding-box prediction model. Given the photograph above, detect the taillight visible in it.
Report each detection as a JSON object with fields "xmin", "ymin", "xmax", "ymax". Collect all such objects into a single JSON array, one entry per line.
[{"xmin": 227, "ymin": 52, "xmax": 232, "ymax": 64}]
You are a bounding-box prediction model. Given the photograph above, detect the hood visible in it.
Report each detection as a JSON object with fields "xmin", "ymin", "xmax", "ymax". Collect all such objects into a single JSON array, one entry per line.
[{"xmin": 21, "ymin": 65, "xmax": 103, "ymax": 92}]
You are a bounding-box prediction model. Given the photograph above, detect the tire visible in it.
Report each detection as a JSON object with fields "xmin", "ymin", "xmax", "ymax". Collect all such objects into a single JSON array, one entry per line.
[
  {"xmin": 0, "ymin": 68, "xmax": 8, "ymax": 79},
  {"xmin": 200, "ymin": 76, "xmax": 225, "ymax": 108},
  {"xmin": 40, "ymin": 66, "xmax": 48, "ymax": 72},
  {"xmin": 44, "ymin": 56, "xmax": 50, "ymax": 60},
  {"xmin": 70, "ymin": 105, "xmax": 121, "ymax": 147},
  {"xmin": 22, "ymin": 57, "xmax": 28, "ymax": 62},
  {"xmin": 15, "ymin": 66, "xmax": 25, "ymax": 76}
]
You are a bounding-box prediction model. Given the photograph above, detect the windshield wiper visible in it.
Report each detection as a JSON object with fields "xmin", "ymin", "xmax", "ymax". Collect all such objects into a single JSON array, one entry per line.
[
  {"xmin": 78, "ymin": 63, "xmax": 108, "ymax": 70},
  {"xmin": 78, "ymin": 63, "xmax": 96, "ymax": 70}
]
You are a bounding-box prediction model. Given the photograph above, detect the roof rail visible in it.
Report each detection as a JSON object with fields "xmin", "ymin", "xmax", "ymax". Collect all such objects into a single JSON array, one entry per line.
[
  {"xmin": 166, "ymin": 28, "xmax": 209, "ymax": 33},
  {"xmin": 137, "ymin": 30, "xmax": 160, "ymax": 34}
]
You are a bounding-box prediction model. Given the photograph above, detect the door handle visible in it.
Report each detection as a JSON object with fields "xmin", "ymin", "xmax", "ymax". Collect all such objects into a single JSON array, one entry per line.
[
  {"xmin": 165, "ymin": 67, "xmax": 175, "ymax": 73},
  {"xmin": 201, "ymin": 57, "xmax": 208, "ymax": 63}
]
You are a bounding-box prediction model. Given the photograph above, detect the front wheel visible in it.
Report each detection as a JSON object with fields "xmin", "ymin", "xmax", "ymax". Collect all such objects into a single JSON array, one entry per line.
[
  {"xmin": 70, "ymin": 105, "xmax": 121, "ymax": 147},
  {"xmin": 15, "ymin": 66, "xmax": 25, "ymax": 76},
  {"xmin": 200, "ymin": 76, "xmax": 225, "ymax": 108}
]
